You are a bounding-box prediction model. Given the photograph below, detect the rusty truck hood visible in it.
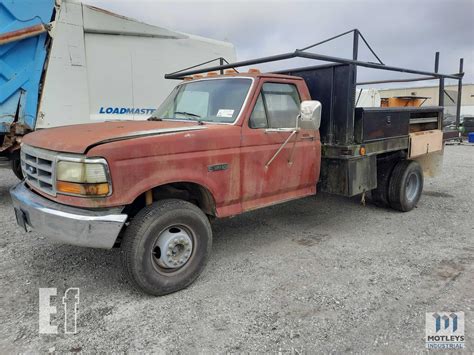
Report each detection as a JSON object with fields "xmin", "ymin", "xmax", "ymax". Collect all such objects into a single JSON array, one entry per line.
[{"xmin": 22, "ymin": 121, "xmax": 206, "ymax": 154}]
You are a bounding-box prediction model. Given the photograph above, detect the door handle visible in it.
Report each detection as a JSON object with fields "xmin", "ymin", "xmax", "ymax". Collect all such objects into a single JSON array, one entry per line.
[{"xmin": 301, "ymin": 135, "xmax": 315, "ymax": 141}]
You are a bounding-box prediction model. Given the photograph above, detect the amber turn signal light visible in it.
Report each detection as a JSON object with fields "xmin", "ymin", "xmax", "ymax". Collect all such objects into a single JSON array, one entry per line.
[
  {"xmin": 359, "ymin": 146, "xmax": 366, "ymax": 156},
  {"xmin": 57, "ymin": 181, "xmax": 110, "ymax": 196},
  {"xmin": 248, "ymin": 68, "xmax": 261, "ymax": 74}
]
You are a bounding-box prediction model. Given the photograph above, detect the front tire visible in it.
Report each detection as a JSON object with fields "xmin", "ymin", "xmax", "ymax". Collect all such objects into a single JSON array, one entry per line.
[
  {"xmin": 121, "ymin": 199, "xmax": 212, "ymax": 296},
  {"xmin": 11, "ymin": 151, "xmax": 23, "ymax": 180},
  {"xmin": 388, "ymin": 160, "xmax": 423, "ymax": 212}
]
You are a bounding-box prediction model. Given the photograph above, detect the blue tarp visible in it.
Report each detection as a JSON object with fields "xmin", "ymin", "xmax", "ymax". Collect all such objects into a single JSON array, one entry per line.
[{"xmin": 0, "ymin": 0, "xmax": 55, "ymax": 133}]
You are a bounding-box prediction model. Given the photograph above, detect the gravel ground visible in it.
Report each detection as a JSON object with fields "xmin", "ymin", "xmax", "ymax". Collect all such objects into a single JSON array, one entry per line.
[{"xmin": 0, "ymin": 145, "xmax": 472, "ymax": 353}]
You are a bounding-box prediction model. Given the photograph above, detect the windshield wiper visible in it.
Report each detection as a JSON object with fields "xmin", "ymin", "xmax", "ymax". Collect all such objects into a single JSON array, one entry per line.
[{"xmin": 174, "ymin": 111, "xmax": 201, "ymax": 118}]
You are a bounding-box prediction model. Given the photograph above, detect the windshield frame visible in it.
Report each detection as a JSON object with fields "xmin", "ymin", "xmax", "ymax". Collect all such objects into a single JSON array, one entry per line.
[{"xmin": 151, "ymin": 76, "xmax": 255, "ymax": 125}]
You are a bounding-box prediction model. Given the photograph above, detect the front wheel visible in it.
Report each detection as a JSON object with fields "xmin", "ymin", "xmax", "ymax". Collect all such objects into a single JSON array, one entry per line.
[
  {"xmin": 121, "ymin": 199, "xmax": 212, "ymax": 296},
  {"xmin": 11, "ymin": 151, "xmax": 23, "ymax": 180},
  {"xmin": 388, "ymin": 160, "xmax": 423, "ymax": 212}
]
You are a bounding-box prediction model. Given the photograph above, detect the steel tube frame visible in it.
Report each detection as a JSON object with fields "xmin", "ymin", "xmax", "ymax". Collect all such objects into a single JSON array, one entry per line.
[
  {"xmin": 456, "ymin": 58, "xmax": 464, "ymax": 130},
  {"xmin": 165, "ymin": 52, "xmax": 296, "ymax": 79},
  {"xmin": 165, "ymin": 29, "xmax": 464, "ymax": 125},
  {"xmin": 357, "ymin": 76, "xmax": 438, "ymax": 85},
  {"xmin": 294, "ymin": 51, "xmax": 461, "ymax": 80},
  {"xmin": 165, "ymin": 50, "xmax": 462, "ymax": 81}
]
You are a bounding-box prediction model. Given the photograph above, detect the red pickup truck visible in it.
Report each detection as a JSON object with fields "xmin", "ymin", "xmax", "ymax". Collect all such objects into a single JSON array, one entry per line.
[
  {"xmin": 11, "ymin": 72, "xmax": 326, "ymax": 294},
  {"xmin": 11, "ymin": 46, "xmax": 460, "ymax": 295}
]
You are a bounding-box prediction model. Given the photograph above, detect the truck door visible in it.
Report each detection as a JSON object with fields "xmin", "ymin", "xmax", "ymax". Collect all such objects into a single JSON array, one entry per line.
[{"xmin": 240, "ymin": 81, "xmax": 319, "ymax": 211}]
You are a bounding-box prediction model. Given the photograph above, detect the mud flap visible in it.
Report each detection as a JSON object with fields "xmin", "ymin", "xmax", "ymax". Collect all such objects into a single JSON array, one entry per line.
[{"xmin": 14, "ymin": 207, "xmax": 28, "ymax": 232}]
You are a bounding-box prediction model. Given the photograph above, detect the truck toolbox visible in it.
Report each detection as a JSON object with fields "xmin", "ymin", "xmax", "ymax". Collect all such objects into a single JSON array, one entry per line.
[
  {"xmin": 409, "ymin": 130, "xmax": 443, "ymax": 157},
  {"xmin": 354, "ymin": 107, "xmax": 410, "ymax": 142},
  {"xmin": 319, "ymin": 155, "xmax": 377, "ymax": 196}
]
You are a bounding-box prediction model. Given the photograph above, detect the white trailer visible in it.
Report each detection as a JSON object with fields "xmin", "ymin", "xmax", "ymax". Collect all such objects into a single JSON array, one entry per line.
[{"xmin": 355, "ymin": 88, "xmax": 381, "ymax": 108}]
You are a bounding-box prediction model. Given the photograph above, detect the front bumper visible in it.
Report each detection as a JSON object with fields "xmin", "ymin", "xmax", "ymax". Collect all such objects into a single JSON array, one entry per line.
[{"xmin": 10, "ymin": 181, "xmax": 127, "ymax": 249}]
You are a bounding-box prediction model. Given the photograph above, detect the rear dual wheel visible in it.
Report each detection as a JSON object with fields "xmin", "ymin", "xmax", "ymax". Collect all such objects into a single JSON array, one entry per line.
[
  {"xmin": 388, "ymin": 160, "xmax": 423, "ymax": 212},
  {"xmin": 121, "ymin": 199, "xmax": 212, "ymax": 296},
  {"xmin": 371, "ymin": 159, "xmax": 396, "ymax": 207},
  {"xmin": 372, "ymin": 159, "xmax": 423, "ymax": 212}
]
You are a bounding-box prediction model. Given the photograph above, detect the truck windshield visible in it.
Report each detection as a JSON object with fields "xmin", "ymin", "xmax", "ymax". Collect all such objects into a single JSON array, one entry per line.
[{"xmin": 151, "ymin": 78, "xmax": 252, "ymax": 123}]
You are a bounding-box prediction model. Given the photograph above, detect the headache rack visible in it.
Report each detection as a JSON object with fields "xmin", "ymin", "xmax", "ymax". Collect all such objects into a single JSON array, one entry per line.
[
  {"xmin": 166, "ymin": 29, "xmax": 464, "ymax": 196},
  {"xmin": 166, "ymin": 29, "xmax": 464, "ymax": 137}
]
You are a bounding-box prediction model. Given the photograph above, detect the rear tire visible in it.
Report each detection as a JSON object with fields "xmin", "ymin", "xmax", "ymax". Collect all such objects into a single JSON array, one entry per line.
[
  {"xmin": 121, "ymin": 199, "xmax": 212, "ymax": 296},
  {"xmin": 388, "ymin": 160, "xmax": 423, "ymax": 212},
  {"xmin": 371, "ymin": 159, "xmax": 396, "ymax": 207}
]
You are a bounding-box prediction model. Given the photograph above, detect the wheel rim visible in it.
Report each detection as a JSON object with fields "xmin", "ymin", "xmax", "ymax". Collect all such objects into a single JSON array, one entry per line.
[
  {"xmin": 151, "ymin": 225, "xmax": 194, "ymax": 272},
  {"xmin": 405, "ymin": 172, "xmax": 420, "ymax": 203}
]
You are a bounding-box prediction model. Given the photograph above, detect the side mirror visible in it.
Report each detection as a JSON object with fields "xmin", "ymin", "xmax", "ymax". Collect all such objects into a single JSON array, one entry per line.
[{"xmin": 299, "ymin": 100, "xmax": 321, "ymax": 130}]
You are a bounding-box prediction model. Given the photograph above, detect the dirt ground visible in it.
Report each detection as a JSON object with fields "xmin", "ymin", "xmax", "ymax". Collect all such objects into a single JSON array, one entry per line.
[{"xmin": 0, "ymin": 144, "xmax": 472, "ymax": 353}]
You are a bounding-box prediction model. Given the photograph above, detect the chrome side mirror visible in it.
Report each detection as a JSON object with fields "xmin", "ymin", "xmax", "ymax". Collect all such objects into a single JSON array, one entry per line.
[{"xmin": 299, "ymin": 100, "xmax": 321, "ymax": 130}]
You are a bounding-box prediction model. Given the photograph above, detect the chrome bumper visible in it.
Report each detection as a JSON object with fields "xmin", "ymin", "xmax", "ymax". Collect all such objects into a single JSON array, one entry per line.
[{"xmin": 10, "ymin": 181, "xmax": 127, "ymax": 249}]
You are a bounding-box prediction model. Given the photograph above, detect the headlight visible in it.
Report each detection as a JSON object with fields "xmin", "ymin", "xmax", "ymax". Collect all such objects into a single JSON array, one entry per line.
[
  {"xmin": 56, "ymin": 159, "xmax": 111, "ymax": 197},
  {"xmin": 57, "ymin": 161, "xmax": 108, "ymax": 183}
]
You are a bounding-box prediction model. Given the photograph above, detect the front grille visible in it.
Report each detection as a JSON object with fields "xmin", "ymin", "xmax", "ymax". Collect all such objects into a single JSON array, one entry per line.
[{"xmin": 21, "ymin": 145, "xmax": 57, "ymax": 196}]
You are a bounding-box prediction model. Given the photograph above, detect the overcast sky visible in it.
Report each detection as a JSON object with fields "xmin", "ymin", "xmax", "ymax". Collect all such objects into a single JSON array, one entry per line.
[{"xmin": 82, "ymin": 0, "xmax": 474, "ymax": 88}]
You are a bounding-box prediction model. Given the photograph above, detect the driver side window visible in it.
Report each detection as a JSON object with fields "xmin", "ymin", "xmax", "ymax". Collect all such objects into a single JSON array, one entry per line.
[
  {"xmin": 249, "ymin": 83, "xmax": 301, "ymax": 129},
  {"xmin": 249, "ymin": 94, "xmax": 267, "ymax": 128}
]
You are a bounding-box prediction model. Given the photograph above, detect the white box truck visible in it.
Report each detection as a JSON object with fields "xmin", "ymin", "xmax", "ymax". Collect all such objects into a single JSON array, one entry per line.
[{"xmin": 0, "ymin": 0, "xmax": 236, "ymax": 178}]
